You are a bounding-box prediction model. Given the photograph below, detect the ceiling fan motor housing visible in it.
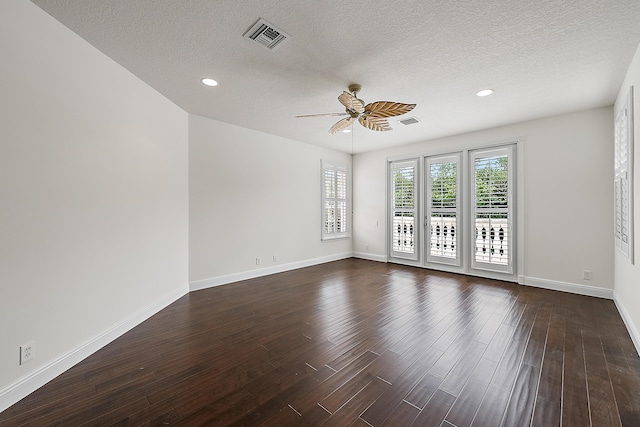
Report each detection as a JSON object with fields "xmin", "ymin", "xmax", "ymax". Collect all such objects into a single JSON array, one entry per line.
[{"xmin": 348, "ymin": 83, "xmax": 362, "ymax": 94}]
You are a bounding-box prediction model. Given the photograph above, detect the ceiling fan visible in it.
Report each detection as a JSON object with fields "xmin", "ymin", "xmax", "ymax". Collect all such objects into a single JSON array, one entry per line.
[{"xmin": 296, "ymin": 84, "xmax": 416, "ymax": 134}]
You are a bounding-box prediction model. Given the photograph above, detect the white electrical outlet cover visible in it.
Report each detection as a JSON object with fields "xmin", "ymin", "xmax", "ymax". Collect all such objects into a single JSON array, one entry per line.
[{"xmin": 20, "ymin": 341, "xmax": 35, "ymax": 365}]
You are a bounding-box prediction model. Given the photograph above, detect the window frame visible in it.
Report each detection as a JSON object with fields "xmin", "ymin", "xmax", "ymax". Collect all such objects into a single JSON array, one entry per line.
[
  {"xmin": 321, "ymin": 159, "xmax": 350, "ymax": 240},
  {"xmin": 615, "ymin": 86, "xmax": 634, "ymax": 263}
]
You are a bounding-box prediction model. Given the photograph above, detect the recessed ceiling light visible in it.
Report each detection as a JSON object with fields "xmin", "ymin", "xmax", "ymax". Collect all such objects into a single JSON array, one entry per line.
[
  {"xmin": 476, "ymin": 89, "xmax": 493, "ymax": 97},
  {"xmin": 342, "ymin": 129, "xmax": 352, "ymax": 133},
  {"xmin": 201, "ymin": 78, "xmax": 218, "ymax": 87}
]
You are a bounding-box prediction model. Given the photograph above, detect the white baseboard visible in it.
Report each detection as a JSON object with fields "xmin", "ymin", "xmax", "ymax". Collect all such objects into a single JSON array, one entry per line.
[
  {"xmin": 613, "ymin": 293, "xmax": 640, "ymax": 357},
  {"xmin": 189, "ymin": 252, "xmax": 354, "ymax": 291},
  {"xmin": 352, "ymin": 252, "xmax": 387, "ymax": 263},
  {"xmin": 0, "ymin": 285, "xmax": 188, "ymax": 413},
  {"xmin": 522, "ymin": 276, "xmax": 613, "ymax": 299}
]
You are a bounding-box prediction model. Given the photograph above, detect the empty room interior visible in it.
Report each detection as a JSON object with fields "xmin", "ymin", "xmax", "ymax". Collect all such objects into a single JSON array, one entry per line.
[{"xmin": 2, "ymin": 0, "xmax": 640, "ymax": 425}]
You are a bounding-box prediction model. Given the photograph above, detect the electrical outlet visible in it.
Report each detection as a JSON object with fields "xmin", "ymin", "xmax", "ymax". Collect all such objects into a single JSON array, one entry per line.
[
  {"xmin": 273, "ymin": 255, "xmax": 277, "ymax": 262},
  {"xmin": 583, "ymin": 270, "xmax": 592, "ymax": 280},
  {"xmin": 20, "ymin": 341, "xmax": 35, "ymax": 365},
  {"xmin": 365, "ymin": 245, "xmax": 369, "ymax": 251},
  {"xmin": 256, "ymin": 257, "xmax": 261, "ymax": 265}
]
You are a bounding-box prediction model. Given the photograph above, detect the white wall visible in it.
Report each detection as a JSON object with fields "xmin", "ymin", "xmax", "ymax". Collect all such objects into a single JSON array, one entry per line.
[
  {"xmin": 354, "ymin": 107, "xmax": 614, "ymax": 294},
  {"xmin": 0, "ymin": 0, "xmax": 189, "ymax": 410},
  {"xmin": 614, "ymin": 43, "xmax": 640, "ymax": 353},
  {"xmin": 189, "ymin": 115, "xmax": 352, "ymax": 287}
]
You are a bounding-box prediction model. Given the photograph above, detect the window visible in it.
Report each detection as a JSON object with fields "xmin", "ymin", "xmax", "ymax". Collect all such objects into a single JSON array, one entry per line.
[
  {"xmin": 390, "ymin": 159, "xmax": 418, "ymax": 260},
  {"xmin": 615, "ymin": 86, "xmax": 634, "ymax": 262},
  {"xmin": 322, "ymin": 160, "xmax": 349, "ymax": 239}
]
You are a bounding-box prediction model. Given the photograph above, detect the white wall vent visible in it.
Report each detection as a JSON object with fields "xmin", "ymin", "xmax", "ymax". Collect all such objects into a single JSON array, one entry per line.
[
  {"xmin": 243, "ymin": 18, "xmax": 290, "ymax": 50},
  {"xmin": 399, "ymin": 117, "xmax": 419, "ymax": 125}
]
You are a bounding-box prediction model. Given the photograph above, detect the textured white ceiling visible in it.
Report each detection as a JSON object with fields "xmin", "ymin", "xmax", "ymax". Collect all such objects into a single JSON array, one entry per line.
[{"xmin": 31, "ymin": 0, "xmax": 640, "ymax": 153}]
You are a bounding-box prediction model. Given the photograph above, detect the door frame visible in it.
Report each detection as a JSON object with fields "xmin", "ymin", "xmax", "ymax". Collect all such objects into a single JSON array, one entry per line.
[{"xmin": 386, "ymin": 139, "xmax": 523, "ymax": 283}]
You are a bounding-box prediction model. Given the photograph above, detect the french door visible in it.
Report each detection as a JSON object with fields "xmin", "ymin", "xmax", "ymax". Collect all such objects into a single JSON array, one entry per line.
[
  {"xmin": 426, "ymin": 154, "xmax": 461, "ymax": 267},
  {"xmin": 390, "ymin": 159, "xmax": 419, "ymax": 260},
  {"xmin": 389, "ymin": 144, "xmax": 516, "ymax": 280},
  {"xmin": 470, "ymin": 147, "xmax": 514, "ymax": 274}
]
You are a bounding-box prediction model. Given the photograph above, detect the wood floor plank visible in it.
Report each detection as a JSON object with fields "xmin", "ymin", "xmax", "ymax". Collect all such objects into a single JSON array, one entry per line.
[
  {"xmin": 530, "ymin": 307, "xmax": 565, "ymax": 427},
  {"xmin": 428, "ymin": 327, "xmax": 478, "ymax": 378},
  {"xmin": 501, "ymin": 300, "xmax": 527, "ymax": 327},
  {"xmin": 470, "ymin": 384, "xmax": 511, "ymax": 427},
  {"xmin": 438, "ymin": 339, "xmax": 487, "ymax": 396},
  {"xmin": 320, "ymin": 340, "xmax": 434, "ymax": 415},
  {"xmin": 403, "ymin": 373, "xmax": 442, "ymax": 409},
  {"xmin": 501, "ymin": 363, "xmax": 540, "ymax": 427},
  {"xmin": 376, "ymin": 335, "xmax": 438, "ymax": 384},
  {"xmin": 145, "ymin": 353, "xmax": 274, "ymax": 406},
  {"xmin": 562, "ymin": 325, "xmax": 591, "ymax": 426},
  {"xmin": 601, "ymin": 335, "xmax": 640, "ymax": 426},
  {"xmin": 257, "ymin": 405, "xmax": 303, "ymax": 426},
  {"xmin": 380, "ymin": 400, "xmax": 420, "ymax": 426},
  {"xmin": 490, "ymin": 304, "xmax": 538, "ymax": 391},
  {"xmin": 483, "ymin": 321, "xmax": 516, "ymax": 362},
  {"xmin": 288, "ymin": 350, "xmax": 379, "ymax": 416},
  {"xmin": 243, "ymin": 361, "xmax": 319, "ymax": 420},
  {"xmin": 521, "ymin": 304, "xmax": 551, "ymax": 367},
  {"xmin": 474, "ymin": 312, "xmax": 506, "ymax": 345},
  {"xmin": 327, "ymin": 336, "xmax": 380, "ymax": 371},
  {"xmin": 360, "ymin": 346, "xmax": 443, "ymax": 425},
  {"xmin": 301, "ymin": 404, "xmax": 332, "ymax": 426},
  {"xmin": 444, "ymin": 357, "xmax": 498, "ymax": 427},
  {"xmin": 174, "ymin": 391, "xmax": 262, "ymax": 426},
  {"xmin": 410, "ymin": 389, "xmax": 456, "ymax": 427},
  {"xmin": 582, "ymin": 330, "xmax": 622, "ymax": 426},
  {"xmin": 322, "ymin": 377, "xmax": 389, "ymax": 426},
  {"xmin": 172, "ymin": 387, "xmax": 251, "ymax": 425},
  {"xmin": 320, "ymin": 370, "xmax": 378, "ymax": 414},
  {"xmin": 2, "ymin": 259, "xmax": 639, "ymax": 426}
]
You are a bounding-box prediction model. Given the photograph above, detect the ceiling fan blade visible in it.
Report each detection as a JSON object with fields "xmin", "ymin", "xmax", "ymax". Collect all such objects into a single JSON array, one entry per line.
[
  {"xmin": 295, "ymin": 112, "xmax": 348, "ymax": 118},
  {"xmin": 364, "ymin": 101, "xmax": 416, "ymax": 118},
  {"xmin": 329, "ymin": 117, "xmax": 355, "ymax": 134},
  {"xmin": 338, "ymin": 91, "xmax": 365, "ymax": 114},
  {"xmin": 358, "ymin": 116, "xmax": 392, "ymax": 132}
]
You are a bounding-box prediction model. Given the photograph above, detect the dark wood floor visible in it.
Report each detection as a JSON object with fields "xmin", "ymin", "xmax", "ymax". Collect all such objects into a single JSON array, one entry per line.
[{"xmin": 2, "ymin": 259, "xmax": 640, "ymax": 426}]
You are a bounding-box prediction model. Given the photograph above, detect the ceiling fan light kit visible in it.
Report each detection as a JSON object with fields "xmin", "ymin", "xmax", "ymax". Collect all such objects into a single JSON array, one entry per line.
[{"xmin": 297, "ymin": 84, "xmax": 416, "ymax": 134}]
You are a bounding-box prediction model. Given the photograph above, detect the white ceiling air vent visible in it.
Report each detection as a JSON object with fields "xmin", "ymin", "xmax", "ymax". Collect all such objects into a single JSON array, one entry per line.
[
  {"xmin": 399, "ymin": 117, "xmax": 419, "ymax": 125},
  {"xmin": 243, "ymin": 18, "xmax": 290, "ymax": 50}
]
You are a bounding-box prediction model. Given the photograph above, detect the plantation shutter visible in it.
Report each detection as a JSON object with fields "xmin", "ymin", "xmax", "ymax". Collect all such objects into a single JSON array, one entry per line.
[
  {"xmin": 390, "ymin": 159, "xmax": 418, "ymax": 260},
  {"xmin": 471, "ymin": 147, "xmax": 514, "ymax": 273},
  {"xmin": 426, "ymin": 154, "xmax": 461, "ymax": 266},
  {"xmin": 615, "ymin": 87, "xmax": 634, "ymax": 262},
  {"xmin": 322, "ymin": 160, "xmax": 349, "ymax": 239}
]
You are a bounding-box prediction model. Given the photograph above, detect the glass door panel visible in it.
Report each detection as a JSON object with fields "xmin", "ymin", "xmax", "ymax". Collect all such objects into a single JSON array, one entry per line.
[
  {"xmin": 471, "ymin": 147, "xmax": 514, "ymax": 274},
  {"xmin": 426, "ymin": 155, "xmax": 461, "ymax": 266},
  {"xmin": 390, "ymin": 159, "xmax": 418, "ymax": 260}
]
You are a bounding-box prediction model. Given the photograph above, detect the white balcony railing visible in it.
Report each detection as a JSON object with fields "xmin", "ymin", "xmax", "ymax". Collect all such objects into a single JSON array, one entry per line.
[{"xmin": 392, "ymin": 216, "xmax": 509, "ymax": 266}]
